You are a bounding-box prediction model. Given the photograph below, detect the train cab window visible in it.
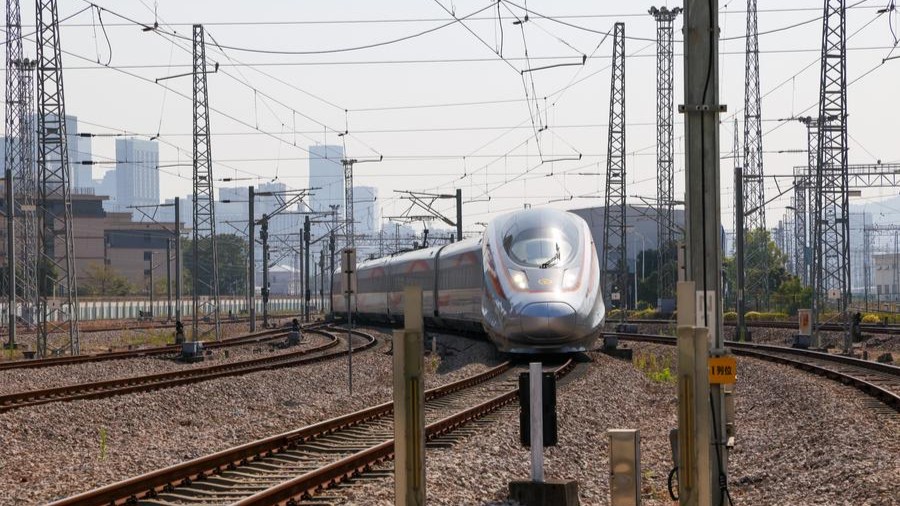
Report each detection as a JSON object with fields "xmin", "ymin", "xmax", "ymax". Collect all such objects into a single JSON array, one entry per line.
[{"xmin": 502, "ymin": 218, "xmax": 578, "ymax": 268}]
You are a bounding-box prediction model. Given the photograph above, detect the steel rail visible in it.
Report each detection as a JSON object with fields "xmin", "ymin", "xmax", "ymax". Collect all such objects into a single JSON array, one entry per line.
[
  {"xmin": 607, "ymin": 331, "xmax": 900, "ymax": 411},
  {"xmin": 47, "ymin": 356, "xmax": 519, "ymax": 506},
  {"xmin": 48, "ymin": 357, "xmax": 576, "ymax": 506},
  {"xmin": 628, "ymin": 318, "xmax": 900, "ymax": 335},
  {"xmin": 0, "ymin": 326, "xmax": 367, "ymax": 412},
  {"xmin": 0, "ymin": 327, "xmax": 287, "ymax": 371},
  {"xmin": 234, "ymin": 359, "xmax": 576, "ymax": 506}
]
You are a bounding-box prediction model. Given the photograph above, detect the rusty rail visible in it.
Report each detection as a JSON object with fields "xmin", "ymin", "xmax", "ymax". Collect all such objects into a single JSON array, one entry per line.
[
  {"xmin": 0, "ymin": 326, "xmax": 367, "ymax": 412},
  {"xmin": 48, "ymin": 356, "xmax": 537, "ymax": 506}
]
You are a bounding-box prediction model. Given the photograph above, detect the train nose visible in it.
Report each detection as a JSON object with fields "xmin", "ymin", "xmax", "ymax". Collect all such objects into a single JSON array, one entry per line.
[{"xmin": 519, "ymin": 302, "xmax": 577, "ymax": 339}]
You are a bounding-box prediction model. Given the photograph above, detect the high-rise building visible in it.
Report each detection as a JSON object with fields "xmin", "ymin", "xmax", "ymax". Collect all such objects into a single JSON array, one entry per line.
[
  {"xmin": 0, "ymin": 115, "xmax": 90, "ymax": 189},
  {"xmin": 113, "ymin": 138, "xmax": 159, "ymax": 213},
  {"xmin": 69, "ymin": 115, "xmax": 93, "ymax": 190},
  {"xmin": 308, "ymin": 145, "xmax": 344, "ymax": 214},
  {"xmin": 354, "ymin": 186, "xmax": 379, "ymax": 236}
]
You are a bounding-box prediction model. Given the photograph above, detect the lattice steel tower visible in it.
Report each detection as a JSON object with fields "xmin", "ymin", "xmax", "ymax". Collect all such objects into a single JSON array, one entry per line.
[
  {"xmin": 5, "ymin": 0, "xmax": 39, "ymax": 338},
  {"xmin": 16, "ymin": 61, "xmax": 39, "ymax": 329},
  {"xmin": 342, "ymin": 159, "xmax": 355, "ymax": 248},
  {"xmin": 742, "ymin": 0, "xmax": 767, "ymax": 309},
  {"xmin": 793, "ymin": 116, "xmax": 819, "ymax": 287},
  {"xmin": 602, "ymin": 22, "xmax": 627, "ymax": 313},
  {"xmin": 35, "ymin": 0, "xmax": 79, "ymax": 356},
  {"xmin": 649, "ymin": 6, "xmax": 680, "ymax": 311},
  {"xmin": 191, "ymin": 24, "xmax": 220, "ymax": 341},
  {"xmin": 812, "ymin": 0, "xmax": 850, "ymax": 348}
]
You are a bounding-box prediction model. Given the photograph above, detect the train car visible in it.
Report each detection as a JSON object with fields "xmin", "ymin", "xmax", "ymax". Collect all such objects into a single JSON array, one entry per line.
[
  {"xmin": 481, "ymin": 208, "xmax": 604, "ymax": 353},
  {"xmin": 332, "ymin": 208, "xmax": 604, "ymax": 353}
]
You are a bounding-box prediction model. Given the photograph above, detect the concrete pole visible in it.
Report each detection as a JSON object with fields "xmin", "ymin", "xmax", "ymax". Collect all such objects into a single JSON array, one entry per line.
[
  {"xmin": 175, "ymin": 197, "xmax": 182, "ymax": 326},
  {"xmin": 5, "ymin": 169, "xmax": 15, "ymax": 349},
  {"xmin": 261, "ymin": 215, "xmax": 269, "ymax": 328},
  {"xmin": 248, "ymin": 186, "xmax": 256, "ymax": 331},
  {"xmin": 682, "ymin": 0, "xmax": 728, "ymax": 503},
  {"xmin": 304, "ymin": 215, "xmax": 311, "ymax": 323},
  {"xmin": 455, "ymin": 188, "xmax": 463, "ymax": 241},
  {"xmin": 734, "ymin": 166, "xmax": 747, "ymax": 342},
  {"xmin": 166, "ymin": 239, "xmax": 172, "ymax": 321}
]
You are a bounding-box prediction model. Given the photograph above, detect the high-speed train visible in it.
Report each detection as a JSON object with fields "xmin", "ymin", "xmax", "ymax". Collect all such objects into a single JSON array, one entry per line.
[{"xmin": 332, "ymin": 208, "xmax": 605, "ymax": 353}]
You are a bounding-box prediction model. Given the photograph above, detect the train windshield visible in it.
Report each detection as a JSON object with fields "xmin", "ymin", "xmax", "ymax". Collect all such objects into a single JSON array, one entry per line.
[{"xmin": 502, "ymin": 217, "xmax": 578, "ymax": 268}]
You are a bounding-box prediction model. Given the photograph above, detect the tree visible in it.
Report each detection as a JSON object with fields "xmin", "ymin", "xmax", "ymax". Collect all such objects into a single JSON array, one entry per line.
[
  {"xmin": 183, "ymin": 234, "xmax": 248, "ymax": 296},
  {"xmin": 724, "ymin": 228, "xmax": 789, "ymax": 311},
  {"xmin": 79, "ymin": 263, "xmax": 134, "ymax": 296},
  {"xmin": 772, "ymin": 277, "xmax": 812, "ymax": 316}
]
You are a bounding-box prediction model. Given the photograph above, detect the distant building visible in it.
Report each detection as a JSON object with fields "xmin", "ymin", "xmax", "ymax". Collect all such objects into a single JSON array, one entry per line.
[
  {"xmin": 96, "ymin": 170, "xmax": 117, "ymax": 210},
  {"xmin": 354, "ymin": 186, "xmax": 378, "ymax": 236},
  {"xmin": 0, "ymin": 115, "xmax": 91, "ymax": 191},
  {"xmin": 874, "ymin": 253, "xmax": 900, "ymax": 301},
  {"xmin": 308, "ymin": 145, "xmax": 345, "ymax": 215},
  {"xmin": 112, "ymin": 138, "xmax": 159, "ymax": 213},
  {"xmin": 70, "ymin": 115, "xmax": 93, "ymax": 191},
  {"xmin": 0, "ymin": 178, "xmax": 177, "ymax": 288}
]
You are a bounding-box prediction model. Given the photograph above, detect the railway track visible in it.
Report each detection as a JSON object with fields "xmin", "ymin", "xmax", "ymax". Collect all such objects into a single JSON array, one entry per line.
[
  {"xmin": 48, "ymin": 358, "xmax": 574, "ymax": 506},
  {"xmin": 0, "ymin": 322, "xmax": 304, "ymax": 372},
  {"xmin": 607, "ymin": 331, "xmax": 900, "ymax": 411},
  {"xmin": 0, "ymin": 326, "xmax": 376, "ymax": 413},
  {"xmin": 632, "ymin": 318, "xmax": 900, "ymax": 335}
]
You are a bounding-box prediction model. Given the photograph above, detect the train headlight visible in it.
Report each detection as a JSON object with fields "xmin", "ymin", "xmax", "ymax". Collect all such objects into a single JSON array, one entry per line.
[
  {"xmin": 509, "ymin": 269, "xmax": 528, "ymax": 290},
  {"xmin": 563, "ymin": 268, "xmax": 580, "ymax": 289}
]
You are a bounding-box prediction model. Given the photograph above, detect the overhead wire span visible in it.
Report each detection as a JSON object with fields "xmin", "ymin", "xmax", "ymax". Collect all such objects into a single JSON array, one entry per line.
[{"xmin": 88, "ymin": 0, "xmax": 499, "ymax": 55}]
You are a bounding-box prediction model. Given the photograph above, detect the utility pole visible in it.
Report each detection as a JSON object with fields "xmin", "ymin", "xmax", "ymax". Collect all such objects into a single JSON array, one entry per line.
[
  {"xmin": 261, "ymin": 215, "xmax": 270, "ymax": 328},
  {"xmin": 601, "ymin": 22, "xmax": 627, "ymax": 320},
  {"xmin": 36, "ymin": 0, "xmax": 79, "ymax": 356},
  {"xmin": 329, "ymin": 231, "xmax": 335, "ymax": 317},
  {"xmin": 455, "ymin": 188, "xmax": 463, "ymax": 241},
  {"xmin": 735, "ymin": 166, "xmax": 747, "ymax": 342},
  {"xmin": 248, "ymin": 186, "xmax": 256, "ymax": 331},
  {"xmin": 304, "ymin": 215, "xmax": 311, "ymax": 323},
  {"xmin": 682, "ymin": 0, "xmax": 729, "ymax": 503},
  {"xmin": 191, "ymin": 24, "xmax": 220, "ymax": 341},
  {"xmin": 319, "ymin": 249, "xmax": 325, "ymax": 313},
  {"xmin": 650, "ymin": 6, "xmax": 681, "ymax": 313},
  {"xmin": 811, "ymin": 0, "xmax": 850, "ymax": 351},
  {"xmin": 4, "ymin": 170, "xmax": 14, "ymax": 349},
  {"xmin": 742, "ymin": 0, "xmax": 767, "ymax": 310},
  {"xmin": 174, "ymin": 197, "xmax": 182, "ymax": 325},
  {"xmin": 166, "ymin": 238, "xmax": 172, "ymax": 320}
]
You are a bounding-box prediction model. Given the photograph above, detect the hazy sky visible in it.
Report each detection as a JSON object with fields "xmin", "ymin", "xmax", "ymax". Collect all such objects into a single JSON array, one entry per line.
[{"xmin": 7, "ymin": 0, "xmax": 900, "ymax": 233}]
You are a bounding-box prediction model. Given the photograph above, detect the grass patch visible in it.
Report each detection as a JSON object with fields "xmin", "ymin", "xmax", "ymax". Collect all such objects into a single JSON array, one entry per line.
[
  {"xmin": 122, "ymin": 329, "xmax": 173, "ymax": 348},
  {"xmin": 634, "ymin": 352, "xmax": 675, "ymax": 383}
]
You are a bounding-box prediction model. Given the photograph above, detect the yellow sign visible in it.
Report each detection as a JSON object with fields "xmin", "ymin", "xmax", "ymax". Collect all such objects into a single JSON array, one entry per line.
[
  {"xmin": 538, "ymin": 278, "xmax": 553, "ymax": 286},
  {"xmin": 709, "ymin": 356, "xmax": 737, "ymax": 384}
]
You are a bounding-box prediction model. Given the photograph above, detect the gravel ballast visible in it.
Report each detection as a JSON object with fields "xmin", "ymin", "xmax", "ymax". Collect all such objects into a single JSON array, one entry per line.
[
  {"xmin": 0, "ymin": 328, "xmax": 497, "ymax": 505},
  {"xmin": 332, "ymin": 343, "xmax": 900, "ymax": 505},
  {"xmin": 1, "ymin": 331, "xmax": 898, "ymax": 505}
]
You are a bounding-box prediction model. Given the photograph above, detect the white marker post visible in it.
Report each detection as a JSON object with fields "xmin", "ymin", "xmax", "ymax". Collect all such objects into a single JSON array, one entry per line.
[{"xmin": 530, "ymin": 362, "xmax": 544, "ymax": 483}]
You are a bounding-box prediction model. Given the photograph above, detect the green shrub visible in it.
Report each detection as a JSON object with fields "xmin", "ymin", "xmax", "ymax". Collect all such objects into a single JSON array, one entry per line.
[
  {"xmin": 723, "ymin": 311, "xmax": 738, "ymax": 321},
  {"xmin": 744, "ymin": 311, "xmax": 762, "ymax": 321}
]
